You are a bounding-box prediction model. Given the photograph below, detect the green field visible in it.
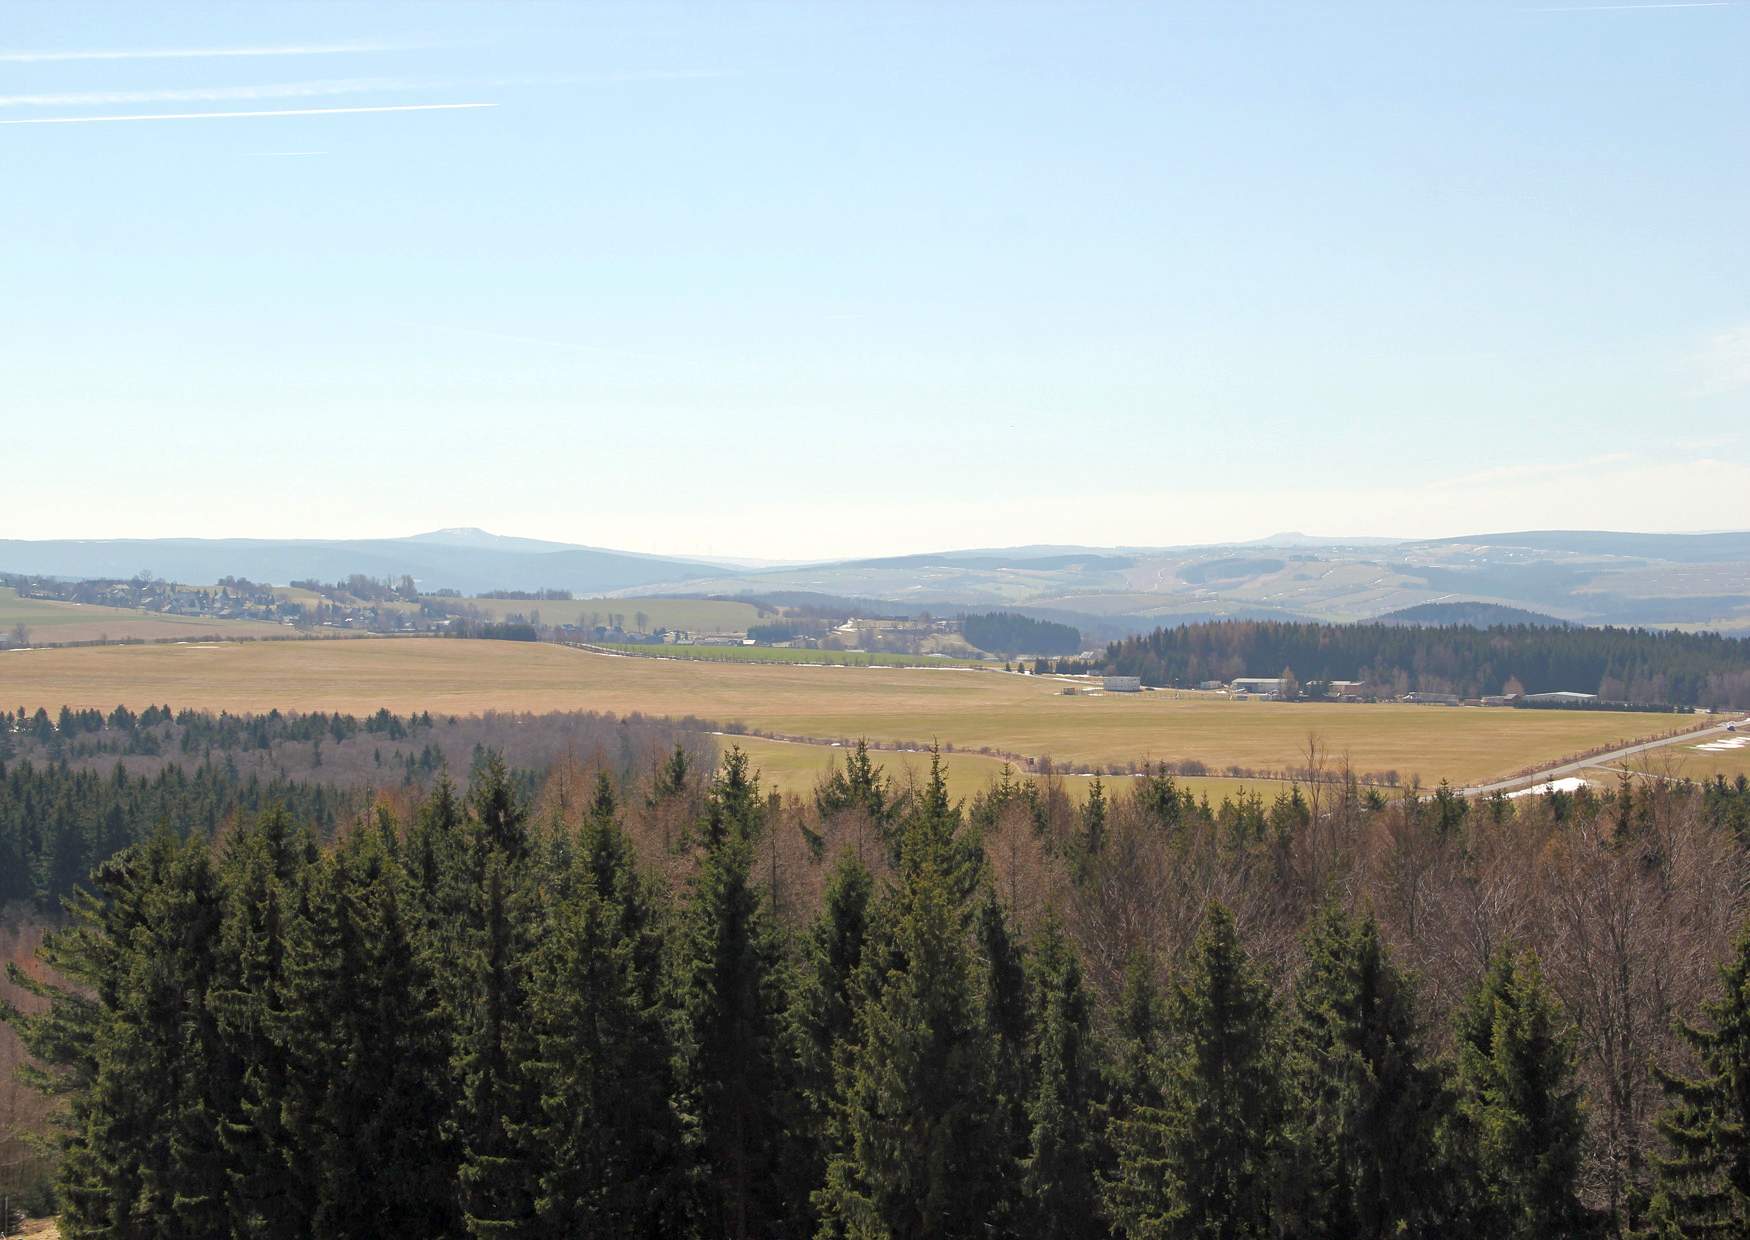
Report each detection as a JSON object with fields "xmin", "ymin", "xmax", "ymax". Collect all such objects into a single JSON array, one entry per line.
[
  {"xmin": 431, "ymin": 595, "xmax": 772, "ymax": 633},
  {"xmin": 0, "ymin": 586, "xmax": 288, "ymax": 645},
  {"xmin": 595, "ymin": 642, "xmax": 988, "ymax": 669},
  {"xmin": 0, "ymin": 637, "xmax": 1713, "ymax": 787}
]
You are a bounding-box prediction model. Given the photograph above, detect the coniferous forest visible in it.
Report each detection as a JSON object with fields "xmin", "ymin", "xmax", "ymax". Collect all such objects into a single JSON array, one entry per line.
[
  {"xmin": 1094, "ymin": 619, "xmax": 1750, "ymax": 707},
  {"xmin": 4, "ymin": 738, "xmax": 1750, "ymax": 1236}
]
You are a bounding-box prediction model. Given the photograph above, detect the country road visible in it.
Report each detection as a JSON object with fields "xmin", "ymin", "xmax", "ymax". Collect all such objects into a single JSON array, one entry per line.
[{"xmin": 1459, "ymin": 716, "xmax": 1749, "ymax": 798}]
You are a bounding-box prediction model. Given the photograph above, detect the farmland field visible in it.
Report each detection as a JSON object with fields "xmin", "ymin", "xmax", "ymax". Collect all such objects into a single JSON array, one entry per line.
[
  {"xmin": 595, "ymin": 642, "xmax": 988, "ymax": 669},
  {"xmin": 0, "ymin": 637, "xmax": 1709, "ymax": 786},
  {"xmin": 0, "ymin": 586, "xmax": 288, "ymax": 645},
  {"xmin": 725, "ymin": 734, "xmax": 1293, "ymax": 806},
  {"xmin": 1587, "ymin": 732, "xmax": 1750, "ymax": 784}
]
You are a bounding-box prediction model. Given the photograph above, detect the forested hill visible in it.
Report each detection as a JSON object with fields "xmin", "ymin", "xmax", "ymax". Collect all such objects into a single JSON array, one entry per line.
[
  {"xmin": 1101, "ymin": 620, "xmax": 1750, "ymax": 707},
  {"xmin": 1378, "ymin": 601, "xmax": 1569, "ymax": 628},
  {"xmin": 962, "ymin": 610, "xmax": 1082, "ymax": 656}
]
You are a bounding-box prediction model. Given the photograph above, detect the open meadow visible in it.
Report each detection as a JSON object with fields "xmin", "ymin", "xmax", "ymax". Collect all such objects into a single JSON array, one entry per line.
[
  {"xmin": 724, "ymin": 733, "xmax": 1294, "ymax": 805},
  {"xmin": 595, "ymin": 641, "xmax": 987, "ymax": 669},
  {"xmin": 0, "ymin": 586, "xmax": 288, "ymax": 645},
  {"xmin": 0, "ymin": 636, "xmax": 1714, "ymax": 786}
]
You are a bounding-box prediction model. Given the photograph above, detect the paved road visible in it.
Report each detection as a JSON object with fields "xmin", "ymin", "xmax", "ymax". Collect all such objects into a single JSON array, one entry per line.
[{"xmin": 1460, "ymin": 716, "xmax": 1749, "ymax": 798}]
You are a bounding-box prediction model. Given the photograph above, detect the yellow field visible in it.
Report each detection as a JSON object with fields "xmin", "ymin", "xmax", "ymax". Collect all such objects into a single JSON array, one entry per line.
[
  {"xmin": 725, "ymin": 734, "xmax": 1294, "ymax": 805},
  {"xmin": 0, "ymin": 587, "xmax": 288, "ymax": 645},
  {"xmin": 1587, "ymin": 733, "xmax": 1750, "ymax": 785},
  {"xmin": 0, "ymin": 638, "xmax": 1709, "ymax": 786}
]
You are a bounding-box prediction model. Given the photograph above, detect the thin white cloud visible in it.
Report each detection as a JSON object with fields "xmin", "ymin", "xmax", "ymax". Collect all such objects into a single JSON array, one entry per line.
[
  {"xmin": 0, "ymin": 102, "xmax": 495, "ymax": 126},
  {"xmin": 1692, "ymin": 324, "xmax": 1750, "ymax": 396},
  {"xmin": 1436, "ymin": 453, "xmax": 1635, "ymax": 489},
  {"xmin": 0, "ymin": 77, "xmax": 432, "ymax": 108},
  {"xmin": 0, "ymin": 42, "xmax": 427, "ymax": 63}
]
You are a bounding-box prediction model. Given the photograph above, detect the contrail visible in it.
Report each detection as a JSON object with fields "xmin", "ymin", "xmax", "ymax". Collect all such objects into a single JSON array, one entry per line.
[
  {"xmin": 0, "ymin": 78, "xmax": 432, "ymax": 108},
  {"xmin": 0, "ymin": 102, "xmax": 496, "ymax": 125},
  {"xmin": 0, "ymin": 71, "xmax": 727, "ymax": 110},
  {"xmin": 0, "ymin": 42, "xmax": 426, "ymax": 63}
]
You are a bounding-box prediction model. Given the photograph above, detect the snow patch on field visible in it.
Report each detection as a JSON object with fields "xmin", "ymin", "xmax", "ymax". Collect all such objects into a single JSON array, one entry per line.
[{"xmin": 1695, "ymin": 736, "xmax": 1750, "ymax": 753}]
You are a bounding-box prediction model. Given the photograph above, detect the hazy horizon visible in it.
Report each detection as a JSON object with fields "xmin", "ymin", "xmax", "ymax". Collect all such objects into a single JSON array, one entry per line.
[{"xmin": 7, "ymin": 1, "xmax": 1747, "ymax": 560}]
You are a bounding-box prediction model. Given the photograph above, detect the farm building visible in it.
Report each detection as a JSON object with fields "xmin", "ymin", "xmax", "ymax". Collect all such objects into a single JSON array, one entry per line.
[
  {"xmin": 1523, "ymin": 690, "xmax": 1599, "ymax": 705},
  {"xmin": 1102, "ymin": 675, "xmax": 1143, "ymax": 692},
  {"xmin": 1230, "ymin": 677, "xmax": 1285, "ymax": 695}
]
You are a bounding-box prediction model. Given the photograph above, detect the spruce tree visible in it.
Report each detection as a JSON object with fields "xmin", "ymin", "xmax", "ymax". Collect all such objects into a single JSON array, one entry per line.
[
  {"xmin": 18, "ymin": 831, "xmax": 229, "ymax": 1240},
  {"xmin": 455, "ymin": 851, "xmax": 540, "ymax": 1237},
  {"xmin": 1079, "ymin": 776, "xmax": 1108, "ymax": 872},
  {"xmin": 1281, "ymin": 903, "xmax": 1449, "ymax": 1239},
  {"xmin": 1107, "ymin": 951, "xmax": 1166, "ymax": 1120},
  {"xmin": 1105, "ymin": 904, "xmax": 1283, "ymax": 1240},
  {"xmin": 7, "ymin": 845, "xmax": 167, "ymax": 1237},
  {"xmin": 1024, "ymin": 914, "xmax": 1104, "ymax": 1239},
  {"xmin": 815, "ymin": 739, "xmax": 897, "ymax": 859},
  {"xmin": 979, "ymin": 885, "xmax": 1034, "ymax": 1225},
  {"xmin": 1450, "ymin": 947, "xmax": 1588, "ymax": 1239},
  {"xmin": 280, "ymin": 827, "xmax": 458, "ymax": 1238},
  {"xmin": 679, "ymin": 750, "xmax": 797, "ymax": 1238},
  {"xmin": 523, "ymin": 807, "xmax": 686, "ymax": 1236},
  {"xmin": 817, "ymin": 778, "xmax": 1010, "ymax": 1236},
  {"xmin": 791, "ymin": 849, "xmax": 875, "ymax": 1201},
  {"xmin": 209, "ymin": 808, "xmax": 312, "ymax": 1239},
  {"xmin": 1652, "ymin": 918, "xmax": 1750, "ymax": 1235}
]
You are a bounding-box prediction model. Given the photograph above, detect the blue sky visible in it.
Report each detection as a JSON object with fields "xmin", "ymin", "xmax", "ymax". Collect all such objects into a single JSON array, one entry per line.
[{"xmin": 4, "ymin": 1, "xmax": 1746, "ymax": 558}]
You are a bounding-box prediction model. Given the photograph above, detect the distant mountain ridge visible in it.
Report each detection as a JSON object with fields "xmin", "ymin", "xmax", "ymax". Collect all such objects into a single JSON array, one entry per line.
[
  {"xmin": 0, "ymin": 530, "xmax": 726, "ymax": 596},
  {"xmin": 4, "ymin": 527, "xmax": 1747, "ymax": 634}
]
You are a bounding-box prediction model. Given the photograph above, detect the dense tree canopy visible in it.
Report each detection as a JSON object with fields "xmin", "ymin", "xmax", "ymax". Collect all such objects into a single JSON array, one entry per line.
[
  {"xmin": 1097, "ymin": 618, "xmax": 1750, "ymax": 706},
  {"xmin": 5, "ymin": 732, "xmax": 1750, "ymax": 1237},
  {"xmin": 964, "ymin": 611, "xmax": 1084, "ymax": 657}
]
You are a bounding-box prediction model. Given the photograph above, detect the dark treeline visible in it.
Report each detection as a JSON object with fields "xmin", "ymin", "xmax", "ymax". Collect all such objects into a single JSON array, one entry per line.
[
  {"xmin": 963, "ymin": 610, "xmax": 1084, "ymax": 657},
  {"xmin": 1096, "ymin": 619, "xmax": 1750, "ymax": 707},
  {"xmin": 8, "ymin": 739, "xmax": 1750, "ymax": 1238},
  {"xmin": 0, "ymin": 707, "xmax": 712, "ymax": 907},
  {"xmin": 0, "ymin": 760, "xmax": 357, "ymax": 908}
]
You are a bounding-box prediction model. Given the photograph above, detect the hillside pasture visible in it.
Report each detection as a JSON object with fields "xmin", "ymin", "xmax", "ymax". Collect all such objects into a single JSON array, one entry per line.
[
  {"xmin": 0, "ymin": 586, "xmax": 289, "ymax": 645},
  {"xmin": 0, "ymin": 638, "xmax": 1707, "ymax": 787}
]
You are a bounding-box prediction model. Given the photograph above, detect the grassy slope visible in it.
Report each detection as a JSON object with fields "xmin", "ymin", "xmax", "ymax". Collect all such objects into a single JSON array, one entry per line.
[
  {"xmin": 0, "ymin": 638, "xmax": 1709, "ymax": 786},
  {"xmin": 0, "ymin": 586, "xmax": 288, "ymax": 644}
]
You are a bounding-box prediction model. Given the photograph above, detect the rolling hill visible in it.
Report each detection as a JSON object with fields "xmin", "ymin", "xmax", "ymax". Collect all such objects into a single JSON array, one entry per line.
[
  {"xmin": 5, "ymin": 528, "xmax": 1747, "ymax": 634},
  {"xmin": 0, "ymin": 529, "xmax": 727, "ymax": 596}
]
